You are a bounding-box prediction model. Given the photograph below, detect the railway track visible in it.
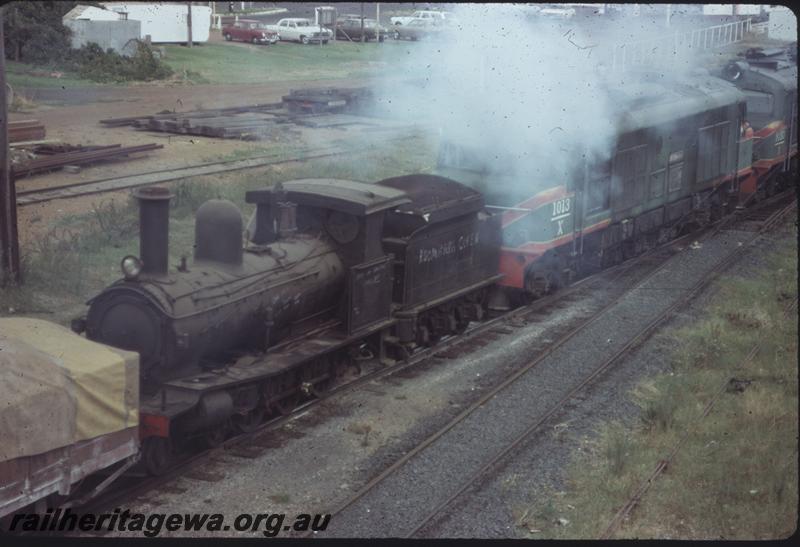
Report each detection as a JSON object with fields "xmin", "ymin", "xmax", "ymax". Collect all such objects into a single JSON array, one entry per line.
[
  {"xmin": 73, "ymin": 209, "xmax": 700, "ymax": 521},
  {"xmin": 73, "ymin": 191, "xmax": 795, "ymax": 533},
  {"xmin": 15, "ymin": 133, "xmax": 417, "ymax": 207},
  {"xmin": 314, "ymin": 191, "xmax": 796, "ymax": 538}
]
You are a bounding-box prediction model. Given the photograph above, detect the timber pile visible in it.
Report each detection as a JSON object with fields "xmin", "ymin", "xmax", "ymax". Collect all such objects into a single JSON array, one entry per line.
[
  {"xmin": 12, "ymin": 143, "xmax": 163, "ymax": 179},
  {"xmin": 9, "ymin": 120, "xmax": 46, "ymax": 143}
]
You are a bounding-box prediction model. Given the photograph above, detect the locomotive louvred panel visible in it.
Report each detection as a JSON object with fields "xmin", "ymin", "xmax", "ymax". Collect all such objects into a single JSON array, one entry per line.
[
  {"xmin": 348, "ymin": 255, "xmax": 394, "ymax": 335},
  {"xmin": 698, "ymin": 121, "xmax": 733, "ymax": 182},
  {"xmin": 612, "ymin": 144, "xmax": 648, "ymax": 211}
]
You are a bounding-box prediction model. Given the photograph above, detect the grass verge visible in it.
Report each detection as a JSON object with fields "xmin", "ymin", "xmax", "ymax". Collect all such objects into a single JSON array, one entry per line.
[
  {"xmin": 160, "ymin": 40, "xmax": 407, "ymax": 85},
  {"xmin": 517, "ymin": 231, "xmax": 798, "ymax": 539}
]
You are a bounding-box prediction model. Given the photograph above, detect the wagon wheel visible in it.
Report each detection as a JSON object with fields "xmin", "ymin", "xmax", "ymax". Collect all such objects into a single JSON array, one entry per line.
[
  {"xmin": 274, "ymin": 392, "xmax": 299, "ymax": 415},
  {"xmin": 232, "ymin": 407, "xmax": 266, "ymax": 434},
  {"xmin": 200, "ymin": 422, "xmax": 229, "ymax": 448},
  {"xmin": 142, "ymin": 436, "xmax": 173, "ymax": 476},
  {"xmin": 525, "ymin": 270, "xmax": 551, "ymax": 300}
]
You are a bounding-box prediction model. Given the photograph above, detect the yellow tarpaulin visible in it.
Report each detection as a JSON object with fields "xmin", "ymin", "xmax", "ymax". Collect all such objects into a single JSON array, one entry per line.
[{"xmin": 0, "ymin": 318, "xmax": 139, "ymax": 462}]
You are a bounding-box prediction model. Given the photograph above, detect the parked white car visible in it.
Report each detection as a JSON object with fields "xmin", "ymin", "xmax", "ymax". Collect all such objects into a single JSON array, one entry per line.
[
  {"xmin": 266, "ymin": 18, "xmax": 333, "ymax": 44},
  {"xmin": 390, "ymin": 10, "xmax": 453, "ymax": 26}
]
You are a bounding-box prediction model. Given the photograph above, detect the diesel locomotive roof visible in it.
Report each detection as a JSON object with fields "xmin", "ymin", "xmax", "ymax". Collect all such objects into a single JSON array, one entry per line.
[
  {"xmin": 246, "ymin": 179, "xmax": 410, "ymax": 216},
  {"xmin": 743, "ymin": 62, "xmax": 798, "ymax": 91},
  {"xmin": 607, "ymin": 74, "xmax": 745, "ymax": 132},
  {"xmin": 377, "ymin": 174, "xmax": 485, "ymax": 224}
]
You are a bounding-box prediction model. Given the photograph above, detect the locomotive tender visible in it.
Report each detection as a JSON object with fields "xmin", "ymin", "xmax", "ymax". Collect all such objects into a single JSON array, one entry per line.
[{"xmin": 75, "ymin": 176, "xmax": 501, "ymax": 473}]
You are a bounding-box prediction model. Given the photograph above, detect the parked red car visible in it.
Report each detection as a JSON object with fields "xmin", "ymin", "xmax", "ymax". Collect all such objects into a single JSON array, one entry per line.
[{"xmin": 222, "ymin": 19, "xmax": 279, "ymax": 44}]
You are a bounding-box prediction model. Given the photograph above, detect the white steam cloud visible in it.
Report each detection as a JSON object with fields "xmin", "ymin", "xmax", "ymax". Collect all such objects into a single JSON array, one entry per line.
[{"xmin": 371, "ymin": 4, "xmax": 711, "ymax": 204}]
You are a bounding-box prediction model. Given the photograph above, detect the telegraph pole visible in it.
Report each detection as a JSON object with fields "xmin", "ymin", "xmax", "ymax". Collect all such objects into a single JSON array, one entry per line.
[
  {"xmin": 0, "ymin": 7, "xmax": 21, "ymax": 285},
  {"xmin": 187, "ymin": 2, "xmax": 193, "ymax": 47}
]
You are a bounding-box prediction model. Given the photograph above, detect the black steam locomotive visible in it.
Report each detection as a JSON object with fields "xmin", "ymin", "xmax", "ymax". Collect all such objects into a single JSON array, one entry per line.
[{"xmin": 75, "ymin": 175, "xmax": 502, "ymax": 473}]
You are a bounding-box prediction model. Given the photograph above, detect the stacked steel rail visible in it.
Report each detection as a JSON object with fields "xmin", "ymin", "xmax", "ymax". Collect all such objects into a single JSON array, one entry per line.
[
  {"xmin": 12, "ymin": 143, "xmax": 163, "ymax": 179},
  {"xmin": 8, "ymin": 120, "xmax": 46, "ymax": 143},
  {"xmin": 98, "ymin": 87, "xmax": 374, "ymax": 140}
]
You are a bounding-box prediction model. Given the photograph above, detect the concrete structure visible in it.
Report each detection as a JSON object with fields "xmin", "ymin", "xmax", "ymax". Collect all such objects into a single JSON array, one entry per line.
[{"xmin": 63, "ymin": 5, "xmax": 141, "ymax": 56}]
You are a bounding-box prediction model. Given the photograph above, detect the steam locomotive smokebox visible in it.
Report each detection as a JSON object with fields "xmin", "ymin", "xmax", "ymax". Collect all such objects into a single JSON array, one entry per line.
[{"xmin": 194, "ymin": 200, "xmax": 243, "ymax": 266}]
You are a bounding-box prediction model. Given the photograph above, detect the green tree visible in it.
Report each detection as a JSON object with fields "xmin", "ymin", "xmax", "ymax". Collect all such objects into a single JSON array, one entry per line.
[{"xmin": 2, "ymin": 1, "xmax": 80, "ymax": 63}]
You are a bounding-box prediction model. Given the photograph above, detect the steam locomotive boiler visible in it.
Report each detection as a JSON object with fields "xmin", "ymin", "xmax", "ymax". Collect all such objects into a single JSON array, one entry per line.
[
  {"xmin": 75, "ymin": 175, "xmax": 503, "ymax": 474},
  {"xmin": 84, "ymin": 185, "xmax": 349, "ymax": 386}
]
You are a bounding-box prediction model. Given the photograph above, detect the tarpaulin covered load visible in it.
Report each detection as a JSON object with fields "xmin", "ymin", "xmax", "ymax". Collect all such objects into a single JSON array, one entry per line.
[{"xmin": 0, "ymin": 317, "xmax": 139, "ymax": 462}]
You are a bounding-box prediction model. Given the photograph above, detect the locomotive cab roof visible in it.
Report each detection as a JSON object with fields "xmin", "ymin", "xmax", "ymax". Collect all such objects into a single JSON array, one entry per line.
[{"xmin": 246, "ymin": 179, "xmax": 410, "ymax": 216}]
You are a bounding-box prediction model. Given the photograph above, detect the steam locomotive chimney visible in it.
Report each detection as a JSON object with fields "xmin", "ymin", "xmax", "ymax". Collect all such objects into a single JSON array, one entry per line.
[{"xmin": 133, "ymin": 186, "xmax": 172, "ymax": 276}]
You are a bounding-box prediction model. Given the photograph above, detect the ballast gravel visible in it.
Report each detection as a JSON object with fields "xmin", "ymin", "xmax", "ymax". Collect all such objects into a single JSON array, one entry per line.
[{"xmin": 322, "ymin": 228, "xmax": 760, "ymax": 537}]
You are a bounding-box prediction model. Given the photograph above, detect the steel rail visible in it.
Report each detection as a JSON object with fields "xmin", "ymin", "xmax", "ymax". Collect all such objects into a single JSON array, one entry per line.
[
  {"xmin": 79, "ymin": 220, "xmax": 690, "ymax": 519},
  {"xmin": 15, "ymin": 135, "xmax": 416, "ymax": 207},
  {"xmin": 600, "ymin": 200, "xmax": 797, "ymax": 539},
  {"xmin": 79, "ymin": 192, "xmax": 794, "ymax": 525},
  {"xmin": 405, "ymin": 195, "xmax": 797, "ymax": 538},
  {"xmin": 308, "ymin": 191, "xmax": 795, "ymax": 538}
]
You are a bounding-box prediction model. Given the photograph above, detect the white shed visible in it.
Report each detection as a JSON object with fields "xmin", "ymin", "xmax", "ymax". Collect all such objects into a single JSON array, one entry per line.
[
  {"xmin": 101, "ymin": 2, "xmax": 211, "ymax": 43},
  {"xmin": 64, "ymin": 5, "xmax": 123, "ymax": 21},
  {"xmin": 63, "ymin": 5, "xmax": 142, "ymax": 56}
]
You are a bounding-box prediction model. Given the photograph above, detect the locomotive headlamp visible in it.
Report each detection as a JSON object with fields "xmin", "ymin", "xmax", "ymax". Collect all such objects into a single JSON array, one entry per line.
[{"xmin": 121, "ymin": 255, "xmax": 143, "ymax": 281}]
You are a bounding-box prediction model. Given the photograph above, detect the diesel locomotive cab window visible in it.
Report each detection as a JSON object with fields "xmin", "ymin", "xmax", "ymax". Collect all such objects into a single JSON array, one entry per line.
[{"xmin": 743, "ymin": 90, "xmax": 774, "ymax": 115}]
